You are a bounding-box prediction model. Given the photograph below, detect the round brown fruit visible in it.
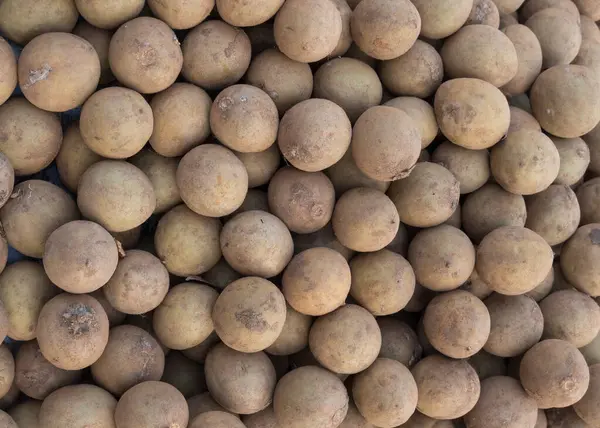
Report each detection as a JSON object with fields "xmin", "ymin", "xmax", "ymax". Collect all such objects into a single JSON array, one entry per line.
[
  {"xmin": 577, "ymin": 178, "xmax": 600, "ymax": 226},
  {"xmin": 147, "ymin": 0, "xmax": 214, "ymax": 29},
  {"xmin": 0, "ymin": 153, "xmax": 13, "ymax": 211},
  {"xmin": 466, "ymin": 0, "xmax": 501, "ymax": 26},
  {"xmin": 8, "ymin": 401, "xmax": 42, "ymax": 428},
  {"xmin": 411, "ymin": 0, "xmax": 473, "ymax": 39},
  {"xmin": 234, "ymin": 144, "xmax": 280, "ymax": 189},
  {"xmin": 190, "ymin": 411, "xmax": 246, "ymax": 428},
  {"xmin": 217, "ymin": 0, "xmax": 283, "ymax": 27},
  {"xmin": 508, "ymin": 106, "xmax": 541, "ymax": 133},
  {"xmin": 384, "ymin": 97, "xmax": 439, "ymax": 150},
  {"xmin": 560, "ymin": 224, "xmax": 600, "ymax": 296},
  {"xmin": 0, "ymin": 37, "xmax": 16, "ymax": 106},
  {"xmin": 72, "ymin": 21, "xmax": 114, "ymax": 84},
  {"xmin": 573, "ymin": 363, "xmax": 600, "ymax": 426},
  {"xmin": 501, "ymin": 24, "xmax": 543, "ymax": 95},
  {"xmin": 0, "ymin": 345, "xmax": 14, "ymax": 399},
  {"xmin": 265, "ymin": 304, "xmax": 312, "ymax": 356},
  {"xmin": 432, "ymin": 142, "xmax": 490, "ymax": 194},
  {"xmin": 552, "ymin": 136, "xmax": 590, "ymax": 186},
  {"xmin": 74, "ymin": 0, "xmax": 144, "ymax": 29}
]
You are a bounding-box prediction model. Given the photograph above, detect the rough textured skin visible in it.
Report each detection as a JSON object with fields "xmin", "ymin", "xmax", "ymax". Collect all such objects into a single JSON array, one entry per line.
[
  {"xmin": 460, "ymin": 269, "xmax": 493, "ymax": 300},
  {"xmin": 484, "ymin": 294, "xmax": 544, "ymax": 357},
  {"xmin": 130, "ymin": 149, "xmax": 181, "ymax": 214},
  {"xmin": 211, "ymin": 84, "xmax": 279, "ymax": 153},
  {"xmin": 509, "ymin": 106, "xmax": 542, "ymax": 133},
  {"xmin": 476, "ymin": 226, "xmax": 553, "ymax": 295},
  {"xmin": 191, "ymin": 411, "xmax": 246, "ymax": 428},
  {"xmin": 114, "ymin": 381, "xmax": 189, "ymax": 428},
  {"xmin": 468, "ymin": 351, "xmax": 508, "ymax": 380},
  {"xmin": 155, "ymin": 204, "xmax": 222, "ymax": 276},
  {"xmin": 577, "ymin": 178, "xmax": 600, "ymax": 225},
  {"xmin": 520, "ymin": 339, "xmax": 590, "ymax": 409},
  {"xmin": 525, "ymin": 184, "xmax": 580, "ymax": 245},
  {"xmin": 411, "ymin": 0, "xmax": 472, "ymax": 39},
  {"xmin": 78, "ymin": 161, "xmax": 155, "ymax": 232},
  {"xmin": 75, "ymin": 0, "xmax": 144, "ymax": 29},
  {"xmin": 388, "ymin": 162, "xmax": 460, "ymax": 228},
  {"xmin": 379, "ymin": 40, "xmax": 443, "ymax": 99},
  {"xmin": 90, "ymin": 289, "xmax": 126, "ymax": 327},
  {"xmin": 273, "ymin": 366, "xmax": 349, "ymax": 428},
  {"xmin": 378, "ymin": 318, "xmax": 422, "ymax": 368},
  {"xmin": 153, "ymin": 282, "xmax": 218, "ymax": 350},
  {"xmin": 80, "ymin": 87, "xmax": 152, "ymax": 159},
  {"xmin": 18, "ymin": 32, "xmax": 100, "ymax": 112},
  {"xmin": 0, "ymin": 262, "xmax": 59, "ymax": 341},
  {"xmin": 432, "ymin": 142, "xmax": 489, "ymax": 194},
  {"xmin": 0, "ymin": 301, "xmax": 8, "ymax": 341},
  {"xmin": 434, "ymin": 78, "xmax": 510, "ymax": 149},
  {"xmin": 0, "ymin": 180, "xmax": 79, "ymax": 258},
  {"xmin": 203, "ymin": 260, "xmax": 240, "ymax": 292},
  {"xmin": 109, "ymin": 17, "xmax": 182, "ymax": 94},
  {"xmin": 274, "ymin": 0, "xmax": 341, "ymax": 63},
  {"xmin": 573, "ymin": 364, "xmax": 600, "ymax": 426},
  {"xmin": 182, "ymin": 20, "xmax": 251, "ymax": 90},
  {"xmin": 9, "ymin": 400, "xmax": 42, "ymax": 428},
  {"xmin": 573, "ymin": 0, "xmax": 600, "ymax": 19},
  {"xmin": 540, "ymin": 290, "xmax": 600, "ymax": 347},
  {"xmin": 246, "ymin": 49, "xmax": 313, "ymax": 115},
  {"xmin": 293, "ymin": 223, "xmax": 354, "ymax": 261},
  {"xmin": 37, "ymin": 294, "xmax": 109, "ymax": 370},
  {"xmin": 56, "ymin": 123, "xmax": 103, "ymax": 192},
  {"xmin": 546, "ymin": 407, "xmax": 590, "ymax": 428},
  {"xmin": 0, "ymin": 0, "xmax": 78, "ymax": 45},
  {"xmin": 467, "ymin": 0, "xmax": 501, "ymax": 26},
  {"xmin": 385, "ymin": 97, "xmax": 439, "ymax": 149},
  {"xmin": 309, "ymin": 304, "xmax": 381, "ymax": 374},
  {"xmin": 278, "ymin": 99, "xmax": 352, "ymax": 172},
  {"xmin": 328, "ymin": 0, "xmax": 353, "ymax": 57},
  {"xmin": 188, "ymin": 392, "xmax": 233, "ymax": 420},
  {"xmin": 103, "ymin": 250, "xmax": 169, "ymax": 315},
  {"xmin": 554, "ymin": 137, "xmax": 591, "ymax": 186},
  {"xmin": 15, "ymin": 340, "xmax": 81, "ymax": 400},
  {"xmin": 0, "ymin": 98, "xmax": 62, "ymax": 177},
  {"xmin": 332, "ymin": 187, "xmax": 399, "ymax": 252},
  {"xmin": 465, "ymin": 376, "xmax": 538, "ymax": 428},
  {"xmin": 217, "ymin": 0, "xmax": 283, "ymax": 27},
  {"xmin": 424, "ymin": 290, "xmax": 490, "ymax": 358},
  {"xmin": 231, "ymin": 189, "xmax": 270, "ymax": 217},
  {"xmin": 350, "ymin": 250, "xmax": 415, "ymax": 316},
  {"xmin": 221, "ymin": 211, "xmax": 293, "ymax": 278},
  {"xmin": 205, "ymin": 343, "xmax": 276, "ymax": 414},
  {"xmin": 352, "ymin": 106, "xmax": 421, "ymax": 181},
  {"xmin": 560, "ymin": 224, "xmax": 600, "ymax": 296},
  {"xmin": 149, "ymin": 82, "xmax": 211, "ymax": 157},
  {"xmin": 243, "ymin": 406, "xmax": 281, "ymax": 428},
  {"xmin": 401, "ymin": 412, "xmax": 455, "ymax": 428},
  {"xmin": 72, "ymin": 21, "xmax": 114, "ymax": 84},
  {"xmin": 0, "ymin": 154, "xmax": 13, "ymax": 212},
  {"xmin": 525, "ymin": 266, "xmax": 555, "ymax": 302},
  {"xmin": 43, "ymin": 221, "xmax": 119, "ymax": 294},
  {"xmin": 234, "ymin": 144, "xmax": 280, "ymax": 189},
  {"xmin": 148, "ymin": 0, "xmax": 214, "ymax": 29},
  {"xmin": 266, "ymin": 304, "xmax": 312, "ymax": 356},
  {"xmin": 501, "ymin": 24, "xmax": 543, "ymax": 95},
  {"xmin": 442, "ymin": 25, "xmax": 518, "ymax": 87},
  {"xmin": 0, "ymin": 346, "xmax": 14, "ymax": 399},
  {"xmin": 520, "ymin": 0, "xmax": 581, "ymax": 21},
  {"xmin": 0, "ymin": 38, "xmax": 16, "ymax": 106},
  {"xmin": 177, "ymin": 144, "xmax": 248, "ymax": 218},
  {"xmin": 327, "ymin": 151, "xmax": 389, "ymax": 196},
  {"xmin": 411, "ymin": 355, "xmax": 481, "ymax": 419},
  {"xmin": 212, "ymin": 277, "xmax": 286, "ymax": 353}
]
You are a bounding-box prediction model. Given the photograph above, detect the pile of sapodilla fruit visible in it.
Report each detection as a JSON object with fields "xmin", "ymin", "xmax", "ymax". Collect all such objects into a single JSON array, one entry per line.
[{"xmin": 1, "ymin": 0, "xmax": 600, "ymax": 427}]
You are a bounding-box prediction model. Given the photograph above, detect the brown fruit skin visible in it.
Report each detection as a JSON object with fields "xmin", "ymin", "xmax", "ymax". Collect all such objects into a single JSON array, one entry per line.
[
  {"xmin": 148, "ymin": 0, "xmax": 214, "ymax": 29},
  {"xmin": 278, "ymin": 99, "xmax": 352, "ymax": 172},
  {"xmin": 326, "ymin": 150, "xmax": 390, "ymax": 196},
  {"xmin": 153, "ymin": 282, "xmax": 218, "ymax": 350},
  {"xmin": 573, "ymin": 364, "xmax": 600, "ymax": 426},
  {"xmin": 546, "ymin": 407, "xmax": 589, "ymax": 427},
  {"xmin": 573, "ymin": 0, "xmax": 600, "ymax": 19},
  {"xmin": 332, "ymin": 187, "xmax": 399, "ymax": 252},
  {"xmin": 203, "ymin": 259, "xmax": 241, "ymax": 292},
  {"xmin": 501, "ymin": 24, "xmax": 543, "ymax": 95},
  {"xmin": 242, "ymin": 406, "xmax": 280, "ymax": 428},
  {"xmin": 109, "ymin": 17, "xmax": 183, "ymax": 94},
  {"xmin": 0, "ymin": 346, "xmax": 14, "ymax": 399},
  {"xmin": 183, "ymin": 20, "xmax": 251, "ymax": 90},
  {"xmin": 212, "ymin": 277, "xmax": 286, "ymax": 353},
  {"xmin": 75, "ymin": 0, "xmax": 144, "ymax": 29},
  {"xmin": 43, "ymin": 221, "xmax": 119, "ymax": 294},
  {"xmin": 531, "ymin": 65, "xmax": 600, "ymax": 138},
  {"xmin": 350, "ymin": 250, "xmax": 415, "ymax": 316},
  {"xmin": 476, "ymin": 226, "xmax": 554, "ymax": 295},
  {"xmin": 467, "ymin": 0, "xmax": 501, "ymax": 26},
  {"xmin": 378, "ymin": 318, "xmax": 422, "ymax": 368},
  {"xmin": 234, "ymin": 144, "xmax": 280, "ymax": 189},
  {"xmin": 441, "ymin": 25, "xmax": 518, "ymax": 87},
  {"xmin": 0, "ymin": 180, "xmax": 79, "ymax": 258},
  {"xmin": 55, "ymin": 123, "xmax": 103, "ymax": 192},
  {"xmin": 36, "ymin": 294, "xmax": 109, "ymax": 370},
  {"xmin": 388, "ymin": 162, "xmax": 460, "ymax": 228},
  {"xmin": 409, "ymin": 225, "xmax": 475, "ymax": 292},
  {"xmin": 400, "ymin": 412, "xmax": 454, "ymax": 428},
  {"xmin": 90, "ymin": 289, "xmax": 126, "ymax": 327},
  {"xmin": 0, "ymin": 0, "xmax": 78, "ymax": 45},
  {"xmin": 519, "ymin": 0, "xmax": 581, "ymax": 21},
  {"xmin": 0, "ymin": 153, "xmax": 13, "ymax": 211},
  {"xmin": 130, "ymin": 149, "xmax": 181, "ymax": 214},
  {"xmin": 468, "ymin": 351, "xmax": 508, "ymax": 380},
  {"xmin": 379, "ymin": 40, "xmax": 444, "ymax": 99},
  {"xmin": 266, "ymin": 304, "xmax": 312, "ymax": 356},
  {"xmin": 509, "ymin": 106, "xmax": 542, "ymax": 133},
  {"xmin": 18, "ymin": 32, "xmax": 100, "ymax": 113},
  {"xmin": 465, "ymin": 376, "xmax": 538, "ymax": 428},
  {"xmin": 217, "ymin": 0, "xmax": 283, "ymax": 26},
  {"xmin": 72, "ymin": 21, "xmax": 114, "ymax": 84},
  {"xmin": 273, "ymin": 366, "xmax": 349, "ymax": 428},
  {"xmin": 432, "ymin": 142, "xmax": 490, "ymax": 194},
  {"xmin": 80, "ymin": 87, "xmax": 152, "ymax": 159},
  {"xmin": 424, "ymin": 290, "xmax": 490, "ymax": 358},
  {"xmin": 220, "ymin": 211, "xmax": 293, "ymax": 278},
  {"xmin": 384, "ymin": 97, "xmax": 439, "ymax": 150},
  {"xmin": 525, "ymin": 266, "xmax": 555, "ymax": 302},
  {"xmin": 155, "ymin": 204, "xmax": 222, "ymax": 277},
  {"xmin": 577, "ymin": 178, "xmax": 600, "ymax": 225},
  {"xmin": 0, "ymin": 38, "xmax": 16, "ymax": 106},
  {"xmin": 77, "ymin": 160, "xmax": 155, "ymax": 232},
  {"xmin": 435, "ymin": 78, "xmax": 510, "ymax": 150},
  {"xmin": 274, "ymin": 0, "xmax": 341, "ymax": 63},
  {"xmin": 91, "ymin": 325, "xmax": 164, "ymax": 396},
  {"xmin": 115, "ymin": 381, "xmax": 189, "ymax": 428},
  {"xmin": 540, "ymin": 290, "xmax": 600, "ymax": 347},
  {"xmin": 552, "ymin": 136, "xmax": 591, "ymax": 186},
  {"xmin": 462, "ymin": 183, "xmax": 527, "ymax": 243},
  {"xmin": 411, "ymin": 0, "xmax": 473, "ymax": 39},
  {"xmin": 411, "ymin": 355, "xmax": 481, "ymax": 420},
  {"xmin": 211, "ymin": 84, "xmax": 279, "ymax": 153},
  {"xmin": 329, "ymin": 0, "xmax": 353, "ymax": 57},
  {"xmin": 0, "ymin": 98, "xmax": 62, "ymax": 177},
  {"xmin": 39, "ymin": 384, "xmax": 117, "ymax": 428},
  {"xmin": 0, "ymin": 301, "xmax": 7, "ymax": 341},
  {"xmin": 103, "ymin": 250, "xmax": 169, "ymax": 315},
  {"xmin": 15, "ymin": 340, "xmax": 81, "ymax": 400},
  {"xmin": 352, "ymin": 106, "xmax": 421, "ymax": 181},
  {"xmin": 9, "ymin": 401, "xmax": 43, "ymax": 428},
  {"xmin": 0, "ymin": 261, "xmax": 59, "ymax": 341},
  {"xmin": 293, "ymin": 223, "xmax": 354, "ymax": 262},
  {"xmin": 560, "ymin": 224, "xmax": 600, "ymax": 296},
  {"xmin": 309, "ymin": 304, "xmax": 382, "ymax": 374},
  {"xmin": 520, "ymin": 339, "xmax": 590, "ymax": 409},
  {"xmin": 177, "ymin": 144, "xmax": 248, "ymax": 218},
  {"xmin": 205, "ymin": 343, "xmax": 276, "ymax": 414},
  {"xmin": 191, "ymin": 411, "xmax": 246, "ymax": 428},
  {"xmin": 484, "ymin": 294, "xmax": 544, "ymax": 357},
  {"xmin": 181, "ymin": 331, "xmax": 220, "ymax": 364},
  {"xmin": 188, "ymin": 392, "xmax": 234, "ymax": 420},
  {"xmin": 246, "ymin": 48, "xmax": 313, "ymax": 115}
]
